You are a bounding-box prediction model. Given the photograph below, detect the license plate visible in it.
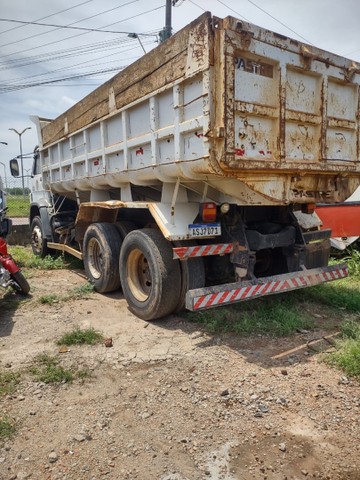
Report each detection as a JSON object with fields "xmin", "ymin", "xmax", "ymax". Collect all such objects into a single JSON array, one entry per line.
[{"xmin": 188, "ymin": 223, "xmax": 221, "ymax": 237}]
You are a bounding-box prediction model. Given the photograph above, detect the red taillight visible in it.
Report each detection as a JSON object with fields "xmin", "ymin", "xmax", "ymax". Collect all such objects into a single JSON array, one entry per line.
[
  {"xmin": 201, "ymin": 202, "xmax": 217, "ymax": 222},
  {"xmin": 302, "ymin": 203, "xmax": 316, "ymax": 214}
]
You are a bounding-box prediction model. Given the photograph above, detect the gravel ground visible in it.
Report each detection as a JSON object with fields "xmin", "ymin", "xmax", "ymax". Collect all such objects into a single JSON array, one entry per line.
[{"xmin": 0, "ymin": 269, "xmax": 359, "ymax": 480}]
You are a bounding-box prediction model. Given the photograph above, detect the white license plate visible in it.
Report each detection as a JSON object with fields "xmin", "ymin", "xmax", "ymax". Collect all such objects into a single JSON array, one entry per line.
[{"xmin": 188, "ymin": 223, "xmax": 221, "ymax": 237}]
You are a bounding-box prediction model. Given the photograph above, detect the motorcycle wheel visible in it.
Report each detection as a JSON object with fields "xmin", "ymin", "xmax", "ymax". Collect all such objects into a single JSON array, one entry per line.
[{"xmin": 10, "ymin": 271, "xmax": 30, "ymax": 295}]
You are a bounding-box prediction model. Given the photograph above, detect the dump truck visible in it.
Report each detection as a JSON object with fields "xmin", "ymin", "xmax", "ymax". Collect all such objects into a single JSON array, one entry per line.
[{"xmin": 11, "ymin": 12, "xmax": 360, "ymax": 320}]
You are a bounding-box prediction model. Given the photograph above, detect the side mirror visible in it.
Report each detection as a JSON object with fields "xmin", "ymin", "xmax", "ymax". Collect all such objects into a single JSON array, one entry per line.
[{"xmin": 10, "ymin": 159, "xmax": 20, "ymax": 177}]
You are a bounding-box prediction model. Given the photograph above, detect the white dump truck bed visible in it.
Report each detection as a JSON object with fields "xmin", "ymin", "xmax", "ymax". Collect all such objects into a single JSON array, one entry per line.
[{"xmin": 33, "ymin": 12, "xmax": 360, "ymax": 205}]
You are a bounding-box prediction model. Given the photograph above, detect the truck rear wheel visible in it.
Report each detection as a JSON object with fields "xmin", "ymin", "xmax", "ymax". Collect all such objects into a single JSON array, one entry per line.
[
  {"xmin": 31, "ymin": 216, "xmax": 49, "ymax": 257},
  {"xmin": 119, "ymin": 228, "xmax": 181, "ymax": 320},
  {"xmin": 83, "ymin": 223, "xmax": 122, "ymax": 293}
]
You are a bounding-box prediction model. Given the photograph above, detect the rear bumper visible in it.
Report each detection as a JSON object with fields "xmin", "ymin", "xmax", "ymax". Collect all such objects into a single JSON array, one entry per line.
[{"xmin": 186, "ymin": 263, "xmax": 348, "ymax": 311}]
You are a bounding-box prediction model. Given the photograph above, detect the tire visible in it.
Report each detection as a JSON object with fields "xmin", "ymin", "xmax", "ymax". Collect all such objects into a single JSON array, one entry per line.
[
  {"xmin": 173, "ymin": 241, "xmax": 205, "ymax": 312},
  {"xmin": 119, "ymin": 229, "xmax": 181, "ymax": 321},
  {"xmin": 83, "ymin": 223, "xmax": 122, "ymax": 293},
  {"xmin": 10, "ymin": 271, "xmax": 30, "ymax": 295},
  {"xmin": 31, "ymin": 216, "xmax": 49, "ymax": 257},
  {"xmin": 115, "ymin": 221, "xmax": 136, "ymax": 240}
]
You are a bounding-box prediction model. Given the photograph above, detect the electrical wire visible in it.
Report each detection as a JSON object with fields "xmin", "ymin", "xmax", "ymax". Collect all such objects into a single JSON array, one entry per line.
[
  {"xmin": 0, "ymin": 4, "xmax": 164, "ymax": 62},
  {"xmin": 245, "ymin": 0, "xmax": 313, "ymax": 44},
  {"xmin": 215, "ymin": 0, "xmax": 250, "ymax": 21},
  {"xmin": 0, "ymin": 34, "xmax": 159, "ymax": 70},
  {"xmin": 0, "ymin": 0, "xmax": 142, "ymax": 49},
  {"xmin": 0, "ymin": 0, "xmax": 95, "ymax": 36}
]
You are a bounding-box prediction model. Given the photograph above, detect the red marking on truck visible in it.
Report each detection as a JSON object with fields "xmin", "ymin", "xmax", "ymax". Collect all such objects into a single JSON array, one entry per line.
[
  {"xmin": 94, "ymin": 160, "xmax": 99, "ymax": 166},
  {"xmin": 136, "ymin": 147, "xmax": 144, "ymax": 155},
  {"xmin": 173, "ymin": 243, "xmax": 234, "ymax": 260},
  {"xmin": 195, "ymin": 132, "xmax": 204, "ymax": 138},
  {"xmin": 188, "ymin": 265, "xmax": 348, "ymax": 310},
  {"xmin": 235, "ymin": 148, "xmax": 245, "ymax": 156}
]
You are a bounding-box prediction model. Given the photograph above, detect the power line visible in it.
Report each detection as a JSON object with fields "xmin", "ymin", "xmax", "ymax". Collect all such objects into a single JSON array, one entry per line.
[
  {"xmin": 215, "ymin": 0, "xmax": 250, "ymax": 22},
  {"xmin": 0, "ymin": 0, "xmax": 95, "ymax": 35},
  {"xmin": 0, "ymin": 0, "xmax": 142, "ymax": 49},
  {"xmin": 0, "ymin": 17, "xmax": 147, "ymax": 36},
  {"xmin": 245, "ymin": 0, "xmax": 313, "ymax": 45},
  {"xmin": 0, "ymin": 66, "xmax": 127, "ymax": 94},
  {"xmin": 0, "ymin": 5, "xmax": 164, "ymax": 61}
]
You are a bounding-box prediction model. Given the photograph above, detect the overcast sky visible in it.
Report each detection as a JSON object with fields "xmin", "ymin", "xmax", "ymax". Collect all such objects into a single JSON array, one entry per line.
[{"xmin": 1, "ymin": 0, "xmax": 360, "ymax": 178}]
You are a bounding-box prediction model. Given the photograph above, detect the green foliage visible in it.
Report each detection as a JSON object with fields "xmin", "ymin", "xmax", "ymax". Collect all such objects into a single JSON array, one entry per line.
[
  {"xmin": 68, "ymin": 283, "xmax": 95, "ymax": 298},
  {"xmin": 38, "ymin": 283, "xmax": 94, "ymax": 306},
  {"xmin": 0, "ymin": 371, "xmax": 20, "ymax": 396},
  {"xmin": 30, "ymin": 354, "xmax": 74, "ymax": 384},
  {"xmin": 343, "ymin": 248, "xmax": 360, "ymax": 279},
  {"xmin": 57, "ymin": 326, "xmax": 103, "ymax": 346},
  {"xmin": 323, "ymin": 319, "xmax": 360, "ymax": 378},
  {"xmin": 39, "ymin": 294, "xmax": 60, "ymax": 305},
  {"xmin": 340, "ymin": 319, "xmax": 360, "ymax": 340},
  {"xmin": 303, "ymin": 282, "xmax": 360, "ymax": 313},
  {"xmin": 0, "ymin": 416, "xmax": 16, "ymax": 440},
  {"xmin": 185, "ymin": 295, "xmax": 314, "ymax": 336},
  {"xmin": 6, "ymin": 194, "xmax": 30, "ymax": 217},
  {"xmin": 8, "ymin": 246, "xmax": 83, "ymax": 270}
]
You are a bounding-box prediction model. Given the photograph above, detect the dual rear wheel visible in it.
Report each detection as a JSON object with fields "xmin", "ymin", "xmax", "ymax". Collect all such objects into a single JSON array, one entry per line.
[
  {"xmin": 31, "ymin": 216, "xmax": 205, "ymax": 320},
  {"xmin": 83, "ymin": 223, "xmax": 205, "ymax": 320}
]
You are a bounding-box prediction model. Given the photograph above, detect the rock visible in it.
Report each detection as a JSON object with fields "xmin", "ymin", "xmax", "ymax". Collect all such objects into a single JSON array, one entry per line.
[
  {"xmin": 281, "ymin": 369, "xmax": 288, "ymax": 376},
  {"xmin": 220, "ymin": 389, "xmax": 229, "ymax": 397},
  {"xmin": 17, "ymin": 472, "xmax": 31, "ymax": 479},
  {"xmin": 74, "ymin": 434, "xmax": 86, "ymax": 442},
  {"xmin": 104, "ymin": 338, "xmax": 113, "ymax": 348},
  {"xmin": 279, "ymin": 442, "xmax": 286, "ymax": 452},
  {"xmin": 0, "ymin": 457, "xmax": 5, "ymax": 464},
  {"xmin": 48, "ymin": 451, "xmax": 59, "ymax": 463}
]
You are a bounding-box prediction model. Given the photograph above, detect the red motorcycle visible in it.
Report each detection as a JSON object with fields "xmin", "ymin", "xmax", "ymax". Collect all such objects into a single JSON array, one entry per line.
[{"xmin": 0, "ymin": 210, "xmax": 30, "ymax": 295}]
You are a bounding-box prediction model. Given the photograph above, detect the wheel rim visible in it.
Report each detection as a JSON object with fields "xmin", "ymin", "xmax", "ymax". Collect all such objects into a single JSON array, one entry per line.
[
  {"xmin": 32, "ymin": 225, "xmax": 43, "ymax": 253},
  {"xmin": 87, "ymin": 237, "xmax": 103, "ymax": 280},
  {"xmin": 126, "ymin": 248, "xmax": 152, "ymax": 302}
]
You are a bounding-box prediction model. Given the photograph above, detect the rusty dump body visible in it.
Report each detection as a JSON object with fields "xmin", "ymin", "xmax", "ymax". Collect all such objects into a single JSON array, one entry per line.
[{"xmin": 34, "ymin": 12, "xmax": 360, "ymax": 206}]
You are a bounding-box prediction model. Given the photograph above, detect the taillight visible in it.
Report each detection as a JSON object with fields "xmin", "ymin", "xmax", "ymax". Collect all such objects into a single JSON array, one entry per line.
[
  {"xmin": 302, "ymin": 203, "xmax": 316, "ymax": 214},
  {"xmin": 200, "ymin": 202, "xmax": 217, "ymax": 222}
]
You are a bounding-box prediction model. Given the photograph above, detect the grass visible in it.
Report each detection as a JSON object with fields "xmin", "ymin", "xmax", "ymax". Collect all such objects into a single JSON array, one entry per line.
[
  {"xmin": 38, "ymin": 283, "xmax": 94, "ymax": 306},
  {"xmin": 6, "ymin": 195, "xmax": 30, "ymax": 218},
  {"xmin": 185, "ymin": 294, "xmax": 314, "ymax": 336},
  {"xmin": 324, "ymin": 319, "xmax": 360, "ymax": 378},
  {"xmin": 8, "ymin": 246, "xmax": 80, "ymax": 270},
  {"xmin": 0, "ymin": 371, "xmax": 20, "ymax": 396},
  {"xmin": 30, "ymin": 354, "xmax": 74, "ymax": 384},
  {"xmin": 57, "ymin": 326, "xmax": 103, "ymax": 346},
  {"xmin": 0, "ymin": 416, "xmax": 16, "ymax": 440},
  {"xmin": 29, "ymin": 354, "xmax": 92, "ymax": 384}
]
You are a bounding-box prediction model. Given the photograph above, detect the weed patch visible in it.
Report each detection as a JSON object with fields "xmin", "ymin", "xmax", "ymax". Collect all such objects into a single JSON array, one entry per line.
[
  {"xmin": 8, "ymin": 246, "xmax": 83, "ymax": 270},
  {"xmin": 30, "ymin": 354, "xmax": 74, "ymax": 384},
  {"xmin": 57, "ymin": 326, "xmax": 103, "ymax": 346},
  {"xmin": 0, "ymin": 416, "xmax": 16, "ymax": 440},
  {"xmin": 185, "ymin": 295, "xmax": 314, "ymax": 336},
  {"xmin": 0, "ymin": 371, "xmax": 20, "ymax": 396},
  {"xmin": 324, "ymin": 319, "xmax": 360, "ymax": 378}
]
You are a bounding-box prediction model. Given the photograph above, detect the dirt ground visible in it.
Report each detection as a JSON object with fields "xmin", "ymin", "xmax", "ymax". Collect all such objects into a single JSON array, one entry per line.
[{"xmin": 0, "ymin": 268, "xmax": 359, "ymax": 480}]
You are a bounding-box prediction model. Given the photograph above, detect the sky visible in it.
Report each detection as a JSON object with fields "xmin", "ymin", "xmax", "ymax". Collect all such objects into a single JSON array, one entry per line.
[{"xmin": 1, "ymin": 0, "xmax": 360, "ymax": 181}]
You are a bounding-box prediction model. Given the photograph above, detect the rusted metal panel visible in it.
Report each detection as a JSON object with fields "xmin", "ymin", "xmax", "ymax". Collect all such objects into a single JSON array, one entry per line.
[{"xmin": 34, "ymin": 13, "xmax": 360, "ymax": 207}]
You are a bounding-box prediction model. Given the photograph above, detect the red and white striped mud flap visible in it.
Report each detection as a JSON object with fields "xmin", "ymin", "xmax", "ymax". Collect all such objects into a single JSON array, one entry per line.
[{"xmin": 185, "ymin": 263, "xmax": 348, "ymax": 311}]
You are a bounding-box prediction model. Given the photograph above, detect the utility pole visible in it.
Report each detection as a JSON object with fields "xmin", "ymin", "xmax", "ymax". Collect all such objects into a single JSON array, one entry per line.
[
  {"xmin": 159, "ymin": 0, "xmax": 182, "ymax": 43},
  {"xmin": 9, "ymin": 127, "xmax": 32, "ymax": 197}
]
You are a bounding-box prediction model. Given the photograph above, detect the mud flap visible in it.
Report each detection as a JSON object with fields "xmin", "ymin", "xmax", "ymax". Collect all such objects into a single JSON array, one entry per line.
[{"xmin": 186, "ymin": 263, "xmax": 348, "ymax": 311}]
